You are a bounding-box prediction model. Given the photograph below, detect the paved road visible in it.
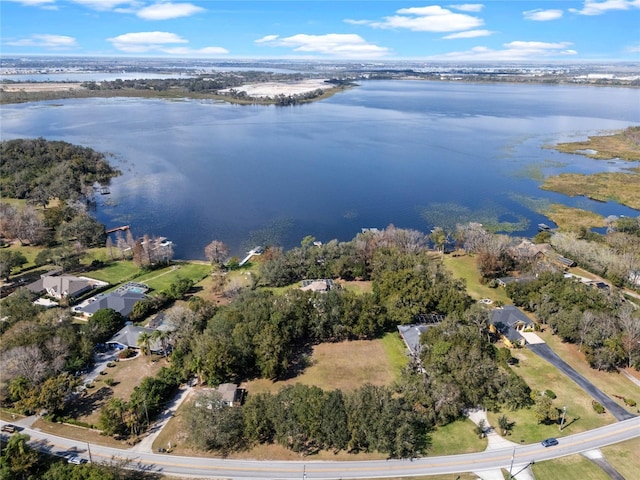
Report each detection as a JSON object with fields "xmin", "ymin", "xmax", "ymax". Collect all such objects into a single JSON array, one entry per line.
[
  {"xmin": 2, "ymin": 417, "xmax": 639, "ymax": 480},
  {"xmin": 527, "ymin": 344, "xmax": 636, "ymax": 421}
]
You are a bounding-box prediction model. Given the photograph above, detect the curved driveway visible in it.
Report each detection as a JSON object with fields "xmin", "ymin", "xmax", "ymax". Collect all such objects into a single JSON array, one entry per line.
[
  {"xmin": 3, "ymin": 417, "xmax": 640, "ymax": 479},
  {"xmin": 527, "ymin": 344, "xmax": 636, "ymax": 421}
]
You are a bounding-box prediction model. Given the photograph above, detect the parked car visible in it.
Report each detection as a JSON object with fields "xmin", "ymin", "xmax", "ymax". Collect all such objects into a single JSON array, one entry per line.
[
  {"xmin": 541, "ymin": 437, "xmax": 559, "ymax": 447},
  {"xmin": 1, "ymin": 424, "xmax": 17, "ymax": 433},
  {"xmin": 67, "ymin": 455, "xmax": 88, "ymax": 465}
]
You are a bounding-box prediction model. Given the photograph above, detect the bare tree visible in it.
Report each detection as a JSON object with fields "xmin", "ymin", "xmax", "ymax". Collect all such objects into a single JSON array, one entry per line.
[
  {"xmin": 1, "ymin": 345, "xmax": 49, "ymax": 386},
  {"xmin": 205, "ymin": 240, "xmax": 229, "ymax": 266},
  {"xmin": 619, "ymin": 306, "xmax": 640, "ymax": 369}
]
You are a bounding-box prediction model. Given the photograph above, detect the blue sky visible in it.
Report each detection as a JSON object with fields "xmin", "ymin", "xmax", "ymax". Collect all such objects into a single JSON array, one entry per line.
[{"xmin": 1, "ymin": 0, "xmax": 639, "ymax": 62}]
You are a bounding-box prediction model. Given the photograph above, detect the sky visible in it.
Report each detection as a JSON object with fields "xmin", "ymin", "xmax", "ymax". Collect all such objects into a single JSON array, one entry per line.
[{"xmin": 1, "ymin": 0, "xmax": 639, "ymax": 62}]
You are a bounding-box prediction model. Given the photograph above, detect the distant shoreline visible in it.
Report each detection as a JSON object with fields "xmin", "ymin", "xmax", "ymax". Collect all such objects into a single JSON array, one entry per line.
[{"xmin": 0, "ymin": 80, "xmax": 352, "ymax": 106}]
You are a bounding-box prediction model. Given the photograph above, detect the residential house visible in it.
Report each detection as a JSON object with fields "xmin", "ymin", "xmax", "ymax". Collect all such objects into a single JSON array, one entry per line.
[
  {"xmin": 490, "ymin": 306, "xmax": 535, "ymax": 348},
  {"xmin": 397, "ymin": 324, "xmax": 431, "ymax": 358},
  {"xmin": 107, "ymin": 324, "xmax": 160, "ymax": 352},
  {"xmin": 300, "ymin": 279, "xmax": 334, "ymax": 292},
  {"xmin": 27, "ymin": 272, "xmax": 106, "ymax": 301},
  {"xmin": 216, "ymin": 383, "xmax": 245, "ymax": 407},
  {"xmin": 73, "ymin": 289, "xmax": 146, "ymax": 318}
]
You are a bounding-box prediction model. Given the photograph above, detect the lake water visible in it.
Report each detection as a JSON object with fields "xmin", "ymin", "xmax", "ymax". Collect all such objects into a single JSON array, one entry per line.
[{"xmin": 1, "ymin": 80, "xmax": 639, "ymax": 259}]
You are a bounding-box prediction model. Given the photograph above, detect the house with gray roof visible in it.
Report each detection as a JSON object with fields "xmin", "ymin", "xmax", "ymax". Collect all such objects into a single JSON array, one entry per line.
[
  {"xmin": 107, "ymin": 324, "xmax": 161, "ymax": 352},
  {"xmin": 27, "ymin": 273, "xmax": 106, "ymax": 300},
  {"xmin": 74, "ymin": 290, "xmax": 146, "ymax": 318},
  {"xmin": 490, "ymin": 306, "xmax": 535, "ymax": 348},
  {"xmin": 397, "ymin": 324, "xmax": 431, "ymax": 358}
]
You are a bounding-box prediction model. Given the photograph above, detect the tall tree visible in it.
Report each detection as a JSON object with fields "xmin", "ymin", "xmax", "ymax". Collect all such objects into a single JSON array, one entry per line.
[{"xmin": 205, "ymin": 240, "xmax": 230, "ymax": 267}]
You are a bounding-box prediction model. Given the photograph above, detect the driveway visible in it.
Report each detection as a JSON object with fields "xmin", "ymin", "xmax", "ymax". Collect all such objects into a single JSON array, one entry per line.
[{"xmin": 527, "ymin": 344, "xmax": 636, "ymax": 421}]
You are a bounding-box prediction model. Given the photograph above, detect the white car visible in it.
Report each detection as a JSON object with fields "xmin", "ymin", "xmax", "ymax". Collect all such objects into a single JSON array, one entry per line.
[{"xmin": 67, "ymin": 455, "xmax": 88, "ymax": 465}]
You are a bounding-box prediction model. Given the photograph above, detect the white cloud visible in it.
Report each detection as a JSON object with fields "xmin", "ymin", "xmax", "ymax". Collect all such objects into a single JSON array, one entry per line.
[
  {"xmin": 5, "ymin": 33, "xmax": 77, "ymax": 49},
  {"xmin": 523, "ymin": 9, "xmax": 564, "ymax": 21},
  {"xmin": 426, "ymin": 40, "xmax": 577, "ymax": 61},
  {"xmin": 450, "ymin": 4, "xmax": 485, "ymax": 13},
  {"xmin": 626, "ymin": 43, "xmax": 640, "ymax": 53},
  {"xmin": 442, "ymin": 29, "xmax": 494, "ymax": 39},
  {"xmin": 106, "ymin": 31, "xmax": 227, "ymax": 55},
  {"xmin": 137, "ymin": 2, "xmax": 204, "ymax": 20},
  {"xmin": 107, "ymin": 31, "xmax": 188, "ymax": 52},
  {"xmin": 344, "ymin": 19, "xmax": 371, "ymax": 25},
  {"xmin": 358, "ymin": 5, "xmax": 484, "ymax": 32},
  {"xmin": 255, "ymin": 33, "xmax": 390, "ymax": 58},
  {"xmin": 569, "ymin": 0, "xmax": 640, "ymax": 16}
]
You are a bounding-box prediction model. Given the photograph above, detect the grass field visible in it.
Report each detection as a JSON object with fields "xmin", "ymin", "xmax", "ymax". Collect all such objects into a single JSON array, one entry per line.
[
  {"xmin": 537, "ymin": 330, "xmax": 640, "ymax": 411},
  {"xmin": 531, "ymin": 454, "xmax": 610, "ymax": 480},
  {"xmin": 243, "ymin": 333, "xmax": 406, "ymax": 395},
  {"xmin": 601, "ymin": 436, "xmax": 640, "ymax": 479},
  {"xmin": 428, "ymin": 419, "xmax": 488, "ymax": 455},
  {"xmin": 135, "ymin": 262, "xmax": 211, "ymax": 292},
  {"xmin": 83, "ymin": 259, "xmax": 140, "ymax": 284},
  {"xmin": 69, "ymin": 354, "xmax": 170, "ymax": 428},
  {"xmin": 487, "ymin": 346, "xmax": 615, "ymax": 445},
  {"xmin": 441, "ymin": 254, "xmax": 511, "ymax": 304}
]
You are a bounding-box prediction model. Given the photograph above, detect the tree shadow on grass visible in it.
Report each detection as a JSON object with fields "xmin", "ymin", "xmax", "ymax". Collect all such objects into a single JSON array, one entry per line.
[
  {"xmin": 277, "ymin": 343, "xmax": 314, "ymax": 381},
  {"xmin": 65, "ymin": 386, "xmax": 113, "ymax": 420}
]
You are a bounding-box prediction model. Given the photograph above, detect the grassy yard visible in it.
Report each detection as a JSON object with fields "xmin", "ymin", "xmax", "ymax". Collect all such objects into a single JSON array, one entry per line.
[
  {"xmin": 244, "ymin": 334, "xmax": 404, "ymax": 395},
  {"xmin": 531, "ymin": 454, "xmax": 610, "ymax": 480},
  {"xmin": 441, "ymin": 254, "xmax": 511, "ymax": 304},
  {"xmin": 601, "ymin": 436, "xmax": 640, "ymax": 479},
  {"xmin": 487, "ymin": 347, "xmax": 615, "ymax": 445},
  {"xmin": 537, "ymin": 329, "xmax": 640, "ymax": 412},
  {"xmin": 67, "ymin": 354, "xmax": 170, "ymax": 428},
  {"xmin": 83, "ymin": 260, "xmax": 140, "ymax": 284},
  {"xmin": 135, "ymin": 262, "xmax": 211, "ymax": 292},
  {"xmin": 428, "ymin": 418, "xmax": 488, "ymax": 455}
]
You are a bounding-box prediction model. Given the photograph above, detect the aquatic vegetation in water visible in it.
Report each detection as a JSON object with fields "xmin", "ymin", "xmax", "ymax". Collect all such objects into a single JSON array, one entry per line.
[
  {"xmin": 508, "ymin": 193, "xmax": 552, "ymax": 215},
  {"xmin": 512, "ymin": 160, "xmax": 569, "ymax": 182},
  {"xmin": 245, "ymin": 217, "xmax": 294, "ymax": 251},
  {"xmin": 342, "ymin": 209, "xmax": 358, "ymax": 219},
  {"xmin": 417, "ymin": 202, "xmax": 529, "ymax": 233}
]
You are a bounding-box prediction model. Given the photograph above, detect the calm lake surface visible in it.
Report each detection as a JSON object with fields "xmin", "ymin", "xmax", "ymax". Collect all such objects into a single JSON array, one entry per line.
[{"xmin": 2, "ymin": 80, "xmax": 639, "ymax": 259}]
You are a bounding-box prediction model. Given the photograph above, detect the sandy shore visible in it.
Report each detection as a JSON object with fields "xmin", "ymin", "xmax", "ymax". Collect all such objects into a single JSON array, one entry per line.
[
  {"xmin": 1, "ymin": 82, "xmax": 84, "ymax": 92},
  {"xmin": 220, "ymin": 79, "xmax": 332, "ymax": 98}
]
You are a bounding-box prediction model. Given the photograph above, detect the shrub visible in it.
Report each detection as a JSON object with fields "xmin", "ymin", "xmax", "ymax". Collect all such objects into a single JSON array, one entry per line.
[
  {"xmin": 105, "ymin": 378, "xmax": 116, "ymax": 387},
  {"xmin": 624, "ymin": 398, "xmax": 636, "ymax": 407},
  {"xmin": 544, "ymin": 389, "xmax": 557, "ymax": 399},
  {"xmin": 592, "ymin": 400, "xmax": 605, "ymax": 414},
  {"xmin": 118, "ymin": 348, "xmax": 136, "ymax": 359},
  {"xmin": 107, "ymin": 361, "xmax": 116, "ymax": 367}
]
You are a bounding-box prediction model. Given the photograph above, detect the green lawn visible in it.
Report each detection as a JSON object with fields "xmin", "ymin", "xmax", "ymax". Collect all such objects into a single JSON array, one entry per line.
[
  {"xmin": 84, "ymin": 260, "xmax": 211, "ymax": 292},
  {"xmin": 537, "ymin": 330, "xmax": 640, "ymax": 409},
  {"xmin": 380, "ymin": 331, "xmax": 410, "ymax": 376},
  {"xmin": 441, "ymin": 254, "xmax": 511, "ymax": 304},
  {"xmin": 135, "ymin": 262, "xmax": 211, "ymax": 292},
  {"xmin": 84, "ymin": 259, "xmax": 140, "ymax": 284},
  {"xmin": 428, "ymin": 418, "xmax": 488, "ymax": 455},
  {"xmin": 601, "ymin": 437, "xmax": 640, "ymax": 479},
  {"xmin": 487, "ymin": 348, "xmax": 614, "ymax": 445},
  {"xmin": 531, "ymin": 454, "xmax": 610, "ymax": 480}
]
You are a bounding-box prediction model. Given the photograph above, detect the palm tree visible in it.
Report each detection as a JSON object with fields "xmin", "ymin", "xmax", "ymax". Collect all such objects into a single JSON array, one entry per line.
[
  {"xmin": 152, "ymin": 328, "xmax": 172, "ymax": 357},
  {"xmin": 137, "ymin": 332, "xmax": 152, "ymax": 356}
]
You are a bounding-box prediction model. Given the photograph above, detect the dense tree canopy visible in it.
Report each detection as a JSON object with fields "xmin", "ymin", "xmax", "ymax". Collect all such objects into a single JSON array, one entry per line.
[{"xmin": 0, "ymin": 138, "xmax": 120, "ymax": 205}]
